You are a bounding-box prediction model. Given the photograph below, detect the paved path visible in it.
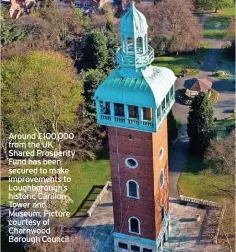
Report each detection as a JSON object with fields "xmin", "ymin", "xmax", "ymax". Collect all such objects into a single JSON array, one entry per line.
[
  {"xmin": 70, "ymin": 190, "xmax": 227, "ymax": 252},
  {"xmin": 168, "ymin": 16, "xmax": 235, "ymax": 197},
  {"xmin": 169, "ymin": 125, "xmax": 189, "ymax": 197}
]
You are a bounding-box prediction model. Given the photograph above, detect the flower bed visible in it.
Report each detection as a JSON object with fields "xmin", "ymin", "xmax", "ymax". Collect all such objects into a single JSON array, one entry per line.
[{"xmin": 208, "ymin": 89, "xmax": 219, "ymax": 103}]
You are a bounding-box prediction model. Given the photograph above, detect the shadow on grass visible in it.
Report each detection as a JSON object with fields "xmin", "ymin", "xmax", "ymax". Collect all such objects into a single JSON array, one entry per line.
[
  {"xmin": 97, "ymin": 145, "xmax": 109, "ymax": 160},
  {"xmin": 212, "ymin": 78, "xmax": 234, "ymax": 92},
  {"xmin": 204, "ymin": 30, "xmax": 227, "ymax": 40},
  {"xmin": 204, "ymin": 16, "xmax": 231, "ymax": 30},
  {"xmin": 182, "ymin": 154, "xmax": 208, "ymax": 175},
  {"xmin": 72, "ymin": 185, "xmax": 104, "ymax": 217}
]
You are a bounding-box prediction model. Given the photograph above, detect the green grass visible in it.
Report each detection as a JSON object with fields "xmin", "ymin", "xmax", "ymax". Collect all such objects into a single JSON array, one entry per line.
[
  {"xmin": 204, "ymin": 14, "xmax": 232, "ymax": 39},
  {"xmin": 215, "ymin": 118, "xmax": 235, "ymax": 137},
  {"xmin": 214, "ymin": 50, "xmax": 235, "ymax": 80},
  {"xmin": 218, "ymin": 8, "xmax": 235, "ymax": 16},
  {"xmin": 178, "ymin": 116, "xmax": 235, "ymax": 201},
  {"xmin": 65, "ymin": 160, "xmax": 110, "ymax": 215},
  {"xmin": 204, "ymin": 16, "xmax": 231, "ymax": 30},
  {"xmin": 1, "ymin": 159, "xmax": 111, "ymax": 216},
  {"xmin": 178, "ymin": 151, "xmax": 235, "ymax": 248},
  {"xmin": 153, "ymin": 43, "xmax": 210, "ymax": 76},
  {"xmin": 204, "ymin": 30, "xmax": 228, "ymax": 39},
  {"xmin": 178, "ymin": 155, "xmax": 232, "ymax": 203}
]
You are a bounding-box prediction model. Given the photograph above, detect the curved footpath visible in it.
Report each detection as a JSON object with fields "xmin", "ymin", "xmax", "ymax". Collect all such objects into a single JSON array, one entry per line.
[{"xmin": 169, "ymin": 18, "xmax": 235, "ymax": 196}]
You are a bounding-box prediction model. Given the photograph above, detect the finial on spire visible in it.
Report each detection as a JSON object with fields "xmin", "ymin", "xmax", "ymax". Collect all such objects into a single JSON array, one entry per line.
[{"xmin": 130, "ymin": 0, "xmax": 135, "ymax": 5}]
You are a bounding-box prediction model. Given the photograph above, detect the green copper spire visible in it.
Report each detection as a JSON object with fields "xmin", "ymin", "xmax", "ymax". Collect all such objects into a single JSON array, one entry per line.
[
  {"xmin": 117, "ymin": 2, "xmax": 154, "ymax": 69},
  {"xmin": 94, "ymin": 3, "xmax": 176, "ymax": 133}
]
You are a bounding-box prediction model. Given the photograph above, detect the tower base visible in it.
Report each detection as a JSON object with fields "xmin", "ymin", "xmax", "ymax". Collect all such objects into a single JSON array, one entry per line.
[{"xmin": 114, "ymin": 213, "xmax": 170, "ymax": 252}]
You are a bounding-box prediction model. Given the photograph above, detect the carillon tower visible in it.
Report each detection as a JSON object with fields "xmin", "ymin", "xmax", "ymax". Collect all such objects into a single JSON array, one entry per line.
[{"xmin": 94, "ymin": 3, "xmax": 176, "ymax": 251}]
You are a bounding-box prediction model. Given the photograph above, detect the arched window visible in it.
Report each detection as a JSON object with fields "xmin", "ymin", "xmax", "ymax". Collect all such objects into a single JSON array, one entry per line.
[
  {"xmin": 136, "ymin": 37, "xmax": 143, "ymax": 54},
  {"xmin": 160, "ymin": 169, "xmax": 164, "ymax": 189},
  {"xmin": 126, "ymin": 180, "xmax": 139, "ymax": 199},
  {"xmin": 128, "ymin": 216, "xmax": 141, "ymax": 234},
  {"xmin": 127, "ymin": 37, "xmax": 134, "ymax": 53}
]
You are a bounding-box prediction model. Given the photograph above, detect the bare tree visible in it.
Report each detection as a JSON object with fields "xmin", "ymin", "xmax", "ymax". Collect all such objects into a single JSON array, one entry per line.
[
  {"xmin": 204, "ymin": 131, "xmax": 235, "ymax": 199},
  {"xmin": 137, "ymin": 0, "xmax": 203, "ymax": 55},
  {"xmin": 204, "ymin": 131, "xmax": 235, "ymax": 250},
  {"xmin": 28, "ymin": 229, "xmax": 93, "ymax": 252}
]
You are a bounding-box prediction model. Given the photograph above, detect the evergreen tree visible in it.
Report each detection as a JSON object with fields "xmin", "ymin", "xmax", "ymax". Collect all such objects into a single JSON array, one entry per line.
[
  {"xmin": 105, "ymin": 21, "xmax": 118, "ymax": 69},
  {"xmin": 187, "ymin": 92, "xmax": 216, "ymax": 156},
  {"xmin": 82, "ymin": 69, "xmax": 106, "ymax": 120},
  {"xmin": 167, "ymin": 110, "xmax": 180, "ymax": 148},
  {"xmin": 81, "ymin": 31, "xmax": 108, "ymax": 70}
]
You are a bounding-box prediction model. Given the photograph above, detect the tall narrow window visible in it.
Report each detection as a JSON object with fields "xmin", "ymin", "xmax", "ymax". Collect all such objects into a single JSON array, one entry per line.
[
  {"xmin": 157, "ymin": 106, "xmax": 161, "ymax": 120},
  {"xmin": 127, "ymin": 37, "xmax": 134, "ymax": 53},
  {"xmin": 143, "ymin": 107, "xmax": 152, "ymax": 120},
  {"xmin": 128, "ymin": 216, "xmax": 141, "ymax": 234},
  {"xmin": 161, "ymin": 99, "xmax": 165, "ymax": 115},
  {"xmin": 160, "ymin": 169, "xmax": 164, "ymax": 189},
  {"xmin": 144, "ymin": 34, "xmax": 147, "ymax": 52},
  {"xmin": 171, "ymin": 85, "xmax": 175, "ymax": 97},
  {"xmin": 166, "ymin": 91, "xmax": 170, "ymax": 106},
  {"xmin": 161, "ymin": 205, "xmax": 165, "ymax": 222},
  {"xmin": 105, "ymin": 102, "xmax": 110, "ymax": 114},
  {"xmin": 114, "ymin": 103, "xmax": 124, "ymax": 117},
  {"xmin": 128, "ymin": 105, "xmax": 139, "ymax": 119},
  {"xmin": 159, "ymin": 147, "xmax": 164, "ymax": 160},
  {"xmin": 126, "ymin": 180, "xmax": 139, "ymax": 199},
  {"xmin": 136, "ymin": 37, "xmax": 143, "ymax": 54}
]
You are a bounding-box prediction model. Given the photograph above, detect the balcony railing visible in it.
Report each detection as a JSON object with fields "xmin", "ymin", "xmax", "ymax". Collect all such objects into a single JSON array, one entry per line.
[
  {"xmin": 115, "ymin": 116, "xmax": 125, "ymax": 123},
  {"xmin": 97, "ymin": 95, "xmax": 175, "ymax": 133},
  {"xmin": 116, "ymin": 46, "xmax": 154, "ymax": 68},
  {"xmin": 101, "ymin": 114, "xmax": 111, "ymax": 121}
]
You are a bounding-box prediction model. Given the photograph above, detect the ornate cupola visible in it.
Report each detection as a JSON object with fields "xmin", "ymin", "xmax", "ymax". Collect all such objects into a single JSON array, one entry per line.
[
  {"xmin": 94, "ymin": 3, "xmax": 176, "ymax": 133},
  {"xmin": 117, "ymin": 2, "xmax": 154, "ymax": 68}
]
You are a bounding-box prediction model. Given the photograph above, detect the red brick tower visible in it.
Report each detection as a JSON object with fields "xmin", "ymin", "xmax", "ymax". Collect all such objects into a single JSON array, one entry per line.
[{"xmin": 94, "ymin": 3, "xmax": 176, "ymax": 251}]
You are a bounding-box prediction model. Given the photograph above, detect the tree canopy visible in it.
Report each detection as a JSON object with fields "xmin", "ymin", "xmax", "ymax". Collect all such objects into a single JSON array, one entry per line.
[
  {"xmin": 138, "ymin": 0, "xmax": 203, "ymax": 55},
  {"xmin": 187, "ymin": 92, "xmax": 216, "ymax": 156},
  {"xmin": 194, "ymin": 0, "xmax": 234, "ymax": 12},
  {"xmin": 81, "ymin": 31, "xmax": 108, "ymax": 70},
  {"xmin": 82, "ymin": 69, "xmax": 106, "ymax": 120},
  {"xmin": 1, "ymin": 51, "xmax": 82, "ymax": 154}
]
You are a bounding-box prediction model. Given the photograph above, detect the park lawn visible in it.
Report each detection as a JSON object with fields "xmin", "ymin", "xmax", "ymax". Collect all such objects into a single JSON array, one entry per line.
[
  {"xmin": 0, "ymin": 159, "xmax": 111, "ymax": 216},
  {"xmin": 65, "ymin": 159, "xmax": 110, "ymax": 215},
  {"xmin": 203, "ymin": 30, "xmax": 227, "ymax": 39},
  {"xmin": 204, "ymin": 10, "xmax": 233, "ymax": 39},
  {"xmin": 215, "ymin": 50, "xmax": 235, "ymax": 80},
  {"xmin": 215, "ymin": 118, "xmax": 235, "ymax": 137},
  {"xmin": 0, "ymin": 164, "xmax": 55, "ymax": 205},
  {"xmin": 178, "ymin": 154, "xmax": 235, "ymax": 248},
  {"xmin": 178, "ymin": 155, "xmax": 232, "ymax": 203},
  {"xmin": 179, "ymin": 117, "xmax": 234, "ymax": 196},
  {"xmin": 218, "ymin": 8, "xmax": 235, "ymax": 16},
  {"xmin": 153, "ymin": 42, "xmax": 210, "ymax": 76}
]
